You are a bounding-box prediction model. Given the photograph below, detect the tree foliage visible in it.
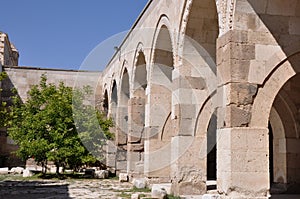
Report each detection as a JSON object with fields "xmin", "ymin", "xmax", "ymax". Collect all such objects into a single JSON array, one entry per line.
[{"xmin": 6, "ymin": 74, "xmax": 113, "ymax": 173}]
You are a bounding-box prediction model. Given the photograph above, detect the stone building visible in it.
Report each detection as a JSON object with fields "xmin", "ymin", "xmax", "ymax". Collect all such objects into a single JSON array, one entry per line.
[
  {"xmin": 98, "ymin": 0, "xmax": 300, "ymax": 198},
  {"xmin": 1, "ymin": 0, "xmax": 300, "ymax": 198}
]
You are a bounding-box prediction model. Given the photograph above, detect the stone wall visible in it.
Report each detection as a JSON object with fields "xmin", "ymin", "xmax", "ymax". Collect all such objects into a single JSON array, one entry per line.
[
  {"xmin": 3, "ymin": 66, "xmax": 101, "ymax": 103},
  {"xmin": 0, "ymin": 66, "xmax": 102, "ymax": 168}
]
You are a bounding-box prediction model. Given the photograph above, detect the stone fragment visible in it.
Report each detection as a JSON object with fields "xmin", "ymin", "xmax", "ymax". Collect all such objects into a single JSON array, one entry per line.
[
  {"xmin": 132, "ymin": 178, "xmax": 148, "ymax": 189},
  {"xmin": 151, "ymin": 184, "xmax": 169, "ymax": 199},
  {"xmin": 0, "ymin": 168, "xmax": 9, "ymax": 175},
  {"xmin": 119, "ymin": 173, "xmax": 129, "ymax": 182},
  {"xmin": 10, "ymin": 167, "xmax": 24, "ymax": 174},
  {"xmin": 22, "ymin": 169, "xmax": 34, "ymax": 177},
  {"xmin": 131, "ymin": 193, "xmax": 140, "ymax": 199},
  {"xmin": 202, "ymin": 194, "xmax": 220, "ymax": 199},
  {"xmin": 95, "ymin": 170, "xmax": 109, "ymax": 179}
]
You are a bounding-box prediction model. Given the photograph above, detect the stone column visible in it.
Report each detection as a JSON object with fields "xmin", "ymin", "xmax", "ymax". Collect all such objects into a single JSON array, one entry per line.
[{"xmin": 217, "ymin": 30, "xmax": 270, "ymax": 198}]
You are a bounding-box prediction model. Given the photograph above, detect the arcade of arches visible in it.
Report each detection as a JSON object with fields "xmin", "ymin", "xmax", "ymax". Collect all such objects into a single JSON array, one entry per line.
[{"xmin": 99, "ymin": 0, "xmax": 300, "ymax": 198}]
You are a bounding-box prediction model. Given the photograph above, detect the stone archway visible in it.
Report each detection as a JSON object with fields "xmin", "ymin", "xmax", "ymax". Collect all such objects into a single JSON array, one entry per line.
[
  {"xmin": 145, "ymin": 23, "xmax": 174, "ymax": 182},
  {"xmin": 171, "ymin": 0, "xmax": 219, "ymax": 195},
  {"xmin": 269, "ymin": 73, "xmax": 300, "ymax": 195},
  {"xmin": 115, "ymin": 68, "xmax": 130, "ymax": 174},
  {"xmin": 217, "ymin": 52, "xmax": 300, "ymax": 198},
  {"xmin": 110, "ymin": 80, "xmax": 118, "ymax": 120},
  {"xmin": 207, "ymin": 111, "xmax": 217, "ymax": 182},
  {"xmin": 103, "ymin": 89, "xmax": 109, "ymax": 116},
  {"xmin": 128, "ymin": 51, "xmax": 148, "ymax": 176}
]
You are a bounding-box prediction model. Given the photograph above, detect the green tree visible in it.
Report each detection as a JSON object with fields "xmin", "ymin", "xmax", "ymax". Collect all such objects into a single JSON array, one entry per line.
[{"xmin": 6, "ymin": 74, "xmax": 113, "ymax": 174}]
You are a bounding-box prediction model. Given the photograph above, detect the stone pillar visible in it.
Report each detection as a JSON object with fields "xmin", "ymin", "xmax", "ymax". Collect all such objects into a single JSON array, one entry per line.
[
  {"xmin": 115, "ymin": 105, "xmax": 128, "ymax": 174},
  {"xmin": 127, "ymin": 97, "xmax": 145, "ymax": 177},
  {"xmin": 217, "ymin": 30, "xmax": 270, "ymax": 198},
  {"xmin": 105, "ymin": 140, "xmax": 117, "ymax": 173},
  {"xmin": 217, "ymin": 128, "xmax": 269, "ymax": 198},
  {"xmin": 170, "ymin": 69, "xmax": 209, "ymax": 195},
  {"xmin": 144, "ymin": 82, "xmax": 173, "ymax": 182},
  {"xmin": 171, "ymin": 135, "xmax": 207, "ymax": 195}
]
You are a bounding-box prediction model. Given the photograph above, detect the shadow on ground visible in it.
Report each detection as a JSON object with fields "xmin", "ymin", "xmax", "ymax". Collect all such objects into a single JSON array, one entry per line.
[
  {"xmin": 0, "ymin": 180, "xmax": 71, "ymax": 199},
  {"xmin": 271, "ymin": 195, "xmax": 300, "ymax": 199}
]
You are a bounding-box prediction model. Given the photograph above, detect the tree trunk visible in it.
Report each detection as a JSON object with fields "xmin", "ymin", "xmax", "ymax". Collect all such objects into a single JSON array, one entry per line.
[{"xmin": 55, "ymin": 162, "xmax": 60, "ymax": 175}]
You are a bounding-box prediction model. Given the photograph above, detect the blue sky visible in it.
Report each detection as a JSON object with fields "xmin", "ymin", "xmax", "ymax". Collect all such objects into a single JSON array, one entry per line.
[{"xmin": 0, "ymin": 0, "xmax": 149, "ymax": 71}]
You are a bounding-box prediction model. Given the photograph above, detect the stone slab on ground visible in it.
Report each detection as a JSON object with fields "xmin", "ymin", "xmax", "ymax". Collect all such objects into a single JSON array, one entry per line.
[
  {"xmin": 132, "ymin": 178, "xmax": 148, "ymax": 189},
  {"xmin": 22, "ymin": 169, "xmax": 34, "ymax": 177},
  {"xmin": 151, "ymin": 183, "xmax": 172, "ymax": 194},
  {"xmin": 202, "ymin": 194, "xmax": 220, "ymax": 199},
  {"xmin": 10, "ymin": 167, "xmax": 24, "ymax": 174},
  {"xmin": 95, "ymin": 170, "xmax": 109, "ymax": 179},
  {"xmin": 119, "ymin": 173, "xmax": 129, "ymax": 182},
  {"xmin": 151, "ymin": 184, "xmax": 171, "ymax": 199},
  {"xmin": 0, "ymin": 168, "xmax": 9, "ymax": 175}
]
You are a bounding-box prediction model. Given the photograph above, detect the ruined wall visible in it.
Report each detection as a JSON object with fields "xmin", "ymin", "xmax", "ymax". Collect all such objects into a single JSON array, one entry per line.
[{"xmin": 0, "ymin": 32, "xmax": 19, "ymax": 67}]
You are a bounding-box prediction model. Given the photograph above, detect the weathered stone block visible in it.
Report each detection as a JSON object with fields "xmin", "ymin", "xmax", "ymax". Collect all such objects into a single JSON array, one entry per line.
[
  {"xmin": 225, "ymin": 83, "xmax": 257, "ymax": 106},
  {"xmin": 127, "ymin": 151, "xmax": 141, "ymax": 172},
  {"xmin": 105, "ymin": 140, "xmax": 117, "ymax": 153},
  {"xmin": 0, "ymin": 167, "xmax": 9, "ymax": 175},
  {"xmin": 10, "ymin": 167, "xmax": 24, "ymax": 174},
  {"xmin": 106, "ymin": 153, "xmax": 116, "ymax": 168},
  {"xmin": 132, "ymin": 178, "xmax": 148, "ymax": 189},
  {"xmin": 178, "ymin": 181, "xmax": 206, "ymax": 196},
  {"xmin": 217, "ymin": 53, "xmax": 251, "ymax": 84},
  {"xmin": 116, "ymin": 125, "xmax": 128, "ymax": 145},
  {"xmin": 225, "ymin": 105, "xmax": 251, "ymax": 127},
  {"xmin": 23, "ymin": 169, "xmax": 34, "ymax": 177},
  {"xmin": 95, "ymin": 170, "xmax": 109, "ymax": 179},
  {"xmin": 116, "ymin": 161, "xmax": 127, "ymax": 172},
  {"xmin": 202, "ymin": 194, "xmax": 220, "ymax": 199},
  {"xmin": 128, "ymin": 144, "xmax": 144, "ymax": 152},
  {"xmin": 119, "ymin": 173, "xmax": 129, "ymax": 182},
  {"xmin": 151, "ymin": 184, "xmax": 171, "ymax": 199},
  {"xmin": 117, "ymin": 150, "xmax": 127, "ymax": 161},
  {"xmin": 131, "ymin": 193, "xmax": 140, "ymax": 199}
]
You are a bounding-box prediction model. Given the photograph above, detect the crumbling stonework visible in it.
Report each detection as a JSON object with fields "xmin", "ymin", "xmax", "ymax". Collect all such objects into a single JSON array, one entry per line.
[{"xmin": 0, "ymin": 32, "xmax": 19, "ymax": 68}]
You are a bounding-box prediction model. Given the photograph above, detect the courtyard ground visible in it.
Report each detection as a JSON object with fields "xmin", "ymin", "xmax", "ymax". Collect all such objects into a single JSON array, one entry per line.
[{"xmin": 0, "ymin": 175, "xmax": 151, "ymax": 199}]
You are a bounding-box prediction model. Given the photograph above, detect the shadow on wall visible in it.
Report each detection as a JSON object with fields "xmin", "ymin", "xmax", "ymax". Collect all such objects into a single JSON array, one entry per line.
[
  {"xmin": 0, "ymin": 75, "xmax": 25, "ymax": 168},
  {"xmin": 248, "ymin": 0, "xmax": 300, "ymax": 57}
]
